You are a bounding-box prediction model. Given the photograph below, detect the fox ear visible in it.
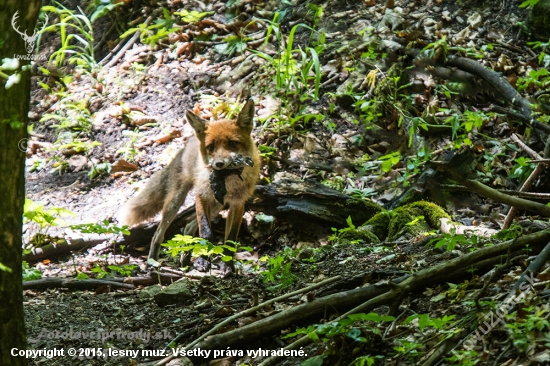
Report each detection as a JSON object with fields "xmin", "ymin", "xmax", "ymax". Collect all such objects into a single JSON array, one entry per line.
[
  {"xmin": 186, "ymin": 110, "xmax": 207, "ymax": 137},
  {"xmin": 236, "ymin": 99, "xmax": 254, "ymax": 132}
]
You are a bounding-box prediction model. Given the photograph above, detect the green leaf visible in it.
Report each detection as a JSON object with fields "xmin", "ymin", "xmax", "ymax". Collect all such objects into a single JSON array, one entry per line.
[
  {"xmin": 175, "ymin": 10, "xmax": 214, "ymax": 23},
  {"xmin": 301, "ymin": 355, "xmax": 323, "ymax": 366},
  {"xmin": 519, "ymin": 0, "xmax": 540, "ymax": 8}
]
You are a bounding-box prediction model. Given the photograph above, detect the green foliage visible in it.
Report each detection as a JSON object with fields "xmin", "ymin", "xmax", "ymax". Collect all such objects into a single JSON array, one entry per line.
[
  {"xmin": 286, "ymin": 313, "xmax": 391, "ymax": 365},
  {"xmin": 447, "ymin": 349, "xmax": 480, "ymax": 366},
  {"xmin": 517, "ymin": 68, "xmax": 550, "ymax": 92},
  {"xmin": 214, "ymin": 34, "xmax": 250, "ymax": 56},
  {"xmin": 429, "ymin": 232, "xmax": 478, "ymax": 252},
  {"xmin": 251, "ymin": 14, "xmax": 323, "ymax": 128},
  {"xmin": 260, "ymin": 247, "xmax": 298, "ymax": 289},
  {"xmin": 41, "ymin": 99, "xmax": 93, "ymax": 132},
  {"xmin": 70, "ymin": 219, "xmax": 130, "ymax": 236},
  {"xmin": 509, "ymin": 157, "xmax": 535, "ymax": 183},
  {"xmin": 404, "ymin": 314, "xmax": 456, "ymax": 330},
  {"xmin": 527, "ymin": 39, "xmax": 550, "ymax": 67},
  {"xmin": 92, "ymin": 263, "xmax": 137, "ymax": 278},
  {"xmin": 398, "ymin": 148, "xmax": 429, "ymax": 185},
  {"xmin": 519, "ymin": 0, "xmax": 540, "ymax": 8},
  {"xmin": 162, "ymin": 235, "xmax": 250, "ymax": 268},
  {"xmin": 120, "ymin": 8, "xmax": 179, "ymax": 48},
  {"xmin": 379, "ymin": 151, "xmax": 401, "ymax": 173},
  {"xmin": 174, "ymin": 9, "xmax": 214, "ymax": 23},
  {"xmin": 505, "ymin": 305, "xmax": 550, "ymax": 353},
  {"xmin": 24, "ymin": 199, "xmax": 76, "ymax": 230},
  {"xmin": 22, "ymin": 261, "xmax": 43, "ymax": 281},
  {"xmin": 86, "ymin": 0, "xmax": 124, "ymax": 22},
  {"xmin": 40, "ymin": 3, "xmax": 96, "ymax": 70},
  {"xmin": 88, "ymin": 162, "xmax": 112, "ymax": 179},
  {"xmin": 54, "ymin": 139, "xmax": 102, "ymax": 154},
  {"xmin": 117, "ymin": 129, "xmax": 143, "ymax": 162}
]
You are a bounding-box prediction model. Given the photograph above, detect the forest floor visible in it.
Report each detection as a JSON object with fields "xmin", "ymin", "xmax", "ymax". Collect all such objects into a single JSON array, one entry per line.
[{"xmin": 20, "ymin": 0, "xmax": 550, "ymax": 365}]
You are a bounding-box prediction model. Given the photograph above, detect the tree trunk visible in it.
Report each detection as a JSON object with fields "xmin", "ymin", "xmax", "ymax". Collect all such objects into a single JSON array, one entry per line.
[{"xmin": 0, "ymin": 1, "xmax": 41, "ymax": 365}]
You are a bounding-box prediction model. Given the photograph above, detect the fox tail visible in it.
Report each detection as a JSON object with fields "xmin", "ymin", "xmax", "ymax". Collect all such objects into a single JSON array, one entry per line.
[{"xmin": 118, "ymin": 172, "xmax": 166, "ymax": 226}]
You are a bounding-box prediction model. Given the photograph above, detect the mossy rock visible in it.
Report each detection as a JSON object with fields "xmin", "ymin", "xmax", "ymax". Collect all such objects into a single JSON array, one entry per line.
[
  {"xmin": 359, "ymin": 211, "xmax": 392, "ymax": 242},
  {"xmin": 387, "ymin": 205, "xmax": 431, "ymax": 241},
  {"xmin": 349, "ymin": 201, "xmax": 450, "ymax": 242},
  {"xmin": 338, "ymin": 226, "xmax": 381, "ymax": 244},
  {"xmin": 407, "ymin": 201, "xmax": 450, "ymax": 227},
  {"xmin": 529, "ymin": 0, "xmax": 550, "ymax": 40}
]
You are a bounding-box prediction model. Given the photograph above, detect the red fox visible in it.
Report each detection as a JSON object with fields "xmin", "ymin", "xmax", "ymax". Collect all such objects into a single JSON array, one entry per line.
[{"xmin": 119, "ymin": 99, "xmax": 260, "ymax": 264}]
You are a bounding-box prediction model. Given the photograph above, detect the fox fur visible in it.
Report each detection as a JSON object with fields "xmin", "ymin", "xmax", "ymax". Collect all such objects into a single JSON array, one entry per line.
[{"xmin": 118, "ymin": 99, "xmax": 260, "ymax": 261}]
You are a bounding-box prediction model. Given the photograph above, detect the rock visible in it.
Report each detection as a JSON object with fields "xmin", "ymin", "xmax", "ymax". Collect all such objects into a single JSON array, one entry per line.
[
  {"xmin": 467, "ymin": 12, "xmax": 482, "ymax": 28},
  {"xmin": 139, "ymin": 285, "xmax": 162, "ymax": 299},
  {"xmin": 68, "ymin": 155, "xmax": 88, "ymax": 171},
  {"xmin": 153, "ymin": 280, "xmax": 194, "ymax": 306}
]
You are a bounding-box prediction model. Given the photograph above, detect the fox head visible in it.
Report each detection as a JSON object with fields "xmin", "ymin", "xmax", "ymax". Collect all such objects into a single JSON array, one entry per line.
[{"xmin": 185, "ymin": 99, "xmax": 255, "ymax": 169}]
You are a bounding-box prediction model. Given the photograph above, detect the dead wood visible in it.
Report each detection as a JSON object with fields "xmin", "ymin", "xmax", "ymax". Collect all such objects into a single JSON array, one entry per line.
[
  {"xmin": 120, "ymin": 179, "xmax": 381, "ymax": 251},
  {"xmin": 436, "ymin": 163, "xmax": 550, "ymax": 217},
  {"xmin": 23, "ymin": 235, "xmax": 106, "ymax": 263},
  {"xmin": 503, "ymin": 134, "xmax": 550, "ymax": 228},
  {"xmin": 23, "ymin": 277, "xmax": 134, "ymax": 290},
  {"xmin": 250, "ymin": 178, "xmax": 382, "ymax": 228},
  {"xmin": 443, "ymin": 55, "xmax": 550, "ymax": 134},
  {"xmin": 441, "ymin": 184, "xmax": 550, "ymax": 200},
  {"xmin": 255, "ymin": 229, "xmax": 550, "ymax": 366},
  {"xmin": 511, "ymin": 240, "xmax": 550, "ymax": 292},
  {"xmin": 168, "ymin": 228, "xmax": 550, "ymax": 361}
]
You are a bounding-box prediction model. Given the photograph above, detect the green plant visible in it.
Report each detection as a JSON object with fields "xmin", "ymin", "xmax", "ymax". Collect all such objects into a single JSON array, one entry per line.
[
  {"xmin": 161, "ymin": 235, "xmax": 248, "ymax": 268},
  {"xmin": 428, "ymin": 232, "xmax": 479, "ymax": 252},
  {"xmin": 378, "ymin": 151, "xmax": 401, "ymax": 173},
  {"xmin": 286, "ymin": 313, "xmax": 391, "ymax": 365},
  {"xmin": 120, "ymin": 8, "xmax": 186, "ymax": 48},
  {"xmin": 519, "ymin": 0, "xmax": 540, "ymax": 8},
  {"xmin": 70, "ymin": 219, "xmax": 130, "ymax": 236},
  {"xmin": 88, "ymin": 162, "xmax": 111, "ymax": 179},
  {"xmin": 41, "ymin": 99, "xmax": 93, "ymax": 132},
  {"xmin": 517, "ymin": 68, "xmax": 550, "ymax": 92},
  {"xmin": 39, "ymin": 3, "xmax": 97, "ymax": 70},
  {"xmin": 174, "ymin": 9, "xmax": 214, "ymax": 23},
  {"xmin": 398, "ymin": 148, "xmax": 429, "ymax": 185},
  {"xmin": 22, "ymin": 261, "xmax": 43, "ymax": 281},
  {"xmin": 91, "ymin": 263, "xmax": 137, "ymax": 278},
  {"xmin": 117, "ymin": 129, "xmax": 143, "ymax": 161},
  {"xmin": 260, "ymin": 247, "xmax": 298, "ymax": 289},
  {"xmin": 214, "ymin": 34, "xmax": 251, "ymax": 57},
  {"xmin": 509, "ymin": 156, "xmax": 535, "ymax": 184},
  {"xmin": 505, "ymin": 305, "xmax": 550, "ymax": 354},
  {"xmin": 86, "ymin": 0, "xmax": 124, "ymax": 22},
  {"xmin": 24, "ymin": 199, "xmax": 76, "ymax": 232},
  {"xmin": 250, "ymin": 16, "xmax": 323, "ymax": 128},
  {"xmin": 447, "ymin": 349, "xmax": 480, "ymax": 366},
  {"xmin": 54, "ymin": 138, "xmax": 102, "ymax": 154}
]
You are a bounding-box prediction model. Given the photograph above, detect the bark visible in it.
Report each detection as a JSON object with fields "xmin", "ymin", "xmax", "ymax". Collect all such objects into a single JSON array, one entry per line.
[{"xmin": 0, "ymin": 1, "xmax": 41, "ymax": 365}]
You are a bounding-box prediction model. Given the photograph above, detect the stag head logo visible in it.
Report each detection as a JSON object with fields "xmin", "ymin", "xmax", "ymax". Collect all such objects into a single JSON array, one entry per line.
[{"xmin": 12, "ymin": 11, "xmax": 39, "ymax": 54}]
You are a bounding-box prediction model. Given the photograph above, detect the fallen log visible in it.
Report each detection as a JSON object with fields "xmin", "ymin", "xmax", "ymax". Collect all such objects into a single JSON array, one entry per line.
[
  {"xmin": 23, "ymin": 235, "xmax": 106, "ymax": 263},
  {"xmin": 119, "ymin": 178, "xmax": 382, "ymax": 250},
  {"xmin": 249, "ymin": 178, "xmax": 382, "ymax": 227},
  {"xmin": 23, "ymin": 277, "xmax": 134, "ymax": 291},
  {"xmin": 177, "ymin": 227, "xmax": 550, "ymax": 361}
]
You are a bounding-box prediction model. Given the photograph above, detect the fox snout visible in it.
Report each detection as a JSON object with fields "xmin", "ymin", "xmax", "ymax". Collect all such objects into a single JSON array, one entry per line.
[{"xmin": 212, "ymin": 158, "xmax": 232, "ymax": 170}]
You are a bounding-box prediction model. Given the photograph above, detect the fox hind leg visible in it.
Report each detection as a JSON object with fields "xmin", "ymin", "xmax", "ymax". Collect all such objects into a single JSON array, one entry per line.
[{"xmin": 148, "ymin": 185, "xmax": 190, "ymax": 261}]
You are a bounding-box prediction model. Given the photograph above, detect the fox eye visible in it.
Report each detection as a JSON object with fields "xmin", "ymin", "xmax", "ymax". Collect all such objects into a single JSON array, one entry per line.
[
  {"xmin": 206, "ymin": 144, "xmax": 215, "ymax": 152},
  {"xmin": 228, "ymin": 141, "xmax": 239, "ymax": 148}
]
